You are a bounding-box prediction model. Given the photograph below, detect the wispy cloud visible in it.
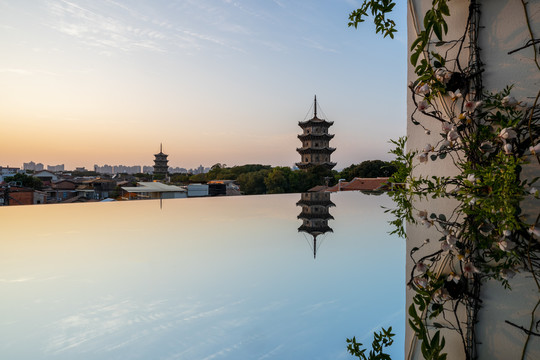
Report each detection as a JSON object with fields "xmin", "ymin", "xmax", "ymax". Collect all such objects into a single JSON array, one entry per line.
[
  {"xmin": 44, "ymin": 0, "xmax": 167, "ymax": 53},
  {"xmin": 303, "ymin": 38, "xmax": 339, "ymax": 53}
]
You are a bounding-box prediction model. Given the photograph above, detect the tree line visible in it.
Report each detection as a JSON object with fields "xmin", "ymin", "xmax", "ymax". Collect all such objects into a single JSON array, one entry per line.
[{"xmin": 164, "ymin": 160, "xmax": 396, "ymax": 195}]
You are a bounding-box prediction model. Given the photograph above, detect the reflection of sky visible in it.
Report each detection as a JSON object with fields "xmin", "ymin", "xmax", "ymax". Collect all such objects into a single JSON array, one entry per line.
[{"xmin": 0, "ymin": 192, "xmax": 404, "ymax": 359}]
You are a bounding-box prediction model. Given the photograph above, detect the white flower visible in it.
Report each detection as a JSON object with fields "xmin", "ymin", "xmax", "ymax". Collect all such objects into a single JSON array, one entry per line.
[
  {"xmin": 500, "ymin": 268, "xmax": 516, "ymax": 280},
  {"xmin": 448, "ymin": 90, "xmax": 462, "ymax": 101},
  {"xmin": 480, "ymin": 141, "xmax": 496, "ymax": 154},
  {"xmin": 418, "ymin": 152, "xmax": 429, "ymax": 163},
  {"xmin": 440, "ymin": 140, "xmax": 451, "ymax": 148},
  {"xmin": 447, "ymin": 273, "xmax": 461, "ymax": 283},
  {"xmin": 503, "ymin": 143, "xmax": 513, "ymax": 155},
  {"xmin": 466, "ymin": 174, "xmax": 477, "ymax": 183},
  {"xmin": 432, "ymin": 288, "xmax": 450, "ymax": 304},
  {"xmin": 502, "ymin": 96, "xmax": 518, "ymax": 107},
  {"xmin": 435, "ymin": 68, "xmax": 448, "ymax": 83},
  {"xmin": 499, "ymin": 127, "xmax": 517, "ymax": 140},
  {"xmin": 441, "ymin": 122, "xmax": 453, "ymax": 133},
  {"xmin": 475, "ymin": 100, "xmax": 483, "ymax": 109},
  {"xmin": 463, "ymin": 261, "xmax": 480, "ymax": 275},
  {"xmin": 447, "ymin": 130, "xmax": 459, "ymax": 142},
  {"xmin": 529, "ymin": 226, "xmax": 540, "ymax": 238},
  {"xmin": 446, "ymin": 235, "xmax": 458, "ymax": 245},
  {"xmin": 422, "ymin": 219, "xmax": 433, "ymax": 228},
  {"xmin": 416, "ymin": 261, "xmax": 428, "ymax": 274},
  {"xmin": 530, "ymin": 143, "xmax": 540, "ymax": 155},
  {"xmin": 498, "ymin": 239, "xmax": 516, "ymax": 252},
  {"xmin": 530, "ymin": 187, "xmax": 538, "ymax": 196},
  {"xmin": 503, "ymin": 229, "xmax": 512, "ymax": 237},
  {"xmin": 418, "ymin": 100, "xmax": 429, "ymax": 111},
  {"xmin": 441, "ymin": 241, "xmax": 451, "ymax": 252},
  {"xmin": 464, "ymin": 100, "xmax": 477, "ymax": 112},
  {"xmin": 414, "ymin": 276, "xmax": 429, "ymax": 288},
  {"xmin": 423, "ymin": 144, "xmax": 434, "ymax": 153},
  {"xmin": 417, "ymin": 83, "xmax": 430, "ymax": 95}
]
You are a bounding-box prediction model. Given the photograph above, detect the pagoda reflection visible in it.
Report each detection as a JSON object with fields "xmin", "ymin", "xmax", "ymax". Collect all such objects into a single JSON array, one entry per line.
[{"xmin": 296, "ymin": 192, "xmax": 335, "ymax": 259}]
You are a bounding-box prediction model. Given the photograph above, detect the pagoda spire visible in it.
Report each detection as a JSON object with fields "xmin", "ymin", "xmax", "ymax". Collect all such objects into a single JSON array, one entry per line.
[
  {"xmin": 160, "ymin": 142, "xmax": 163, "ymax": 153},
  {"xmin": 314, "ymin": 95, "xmax": 317, "ymax": 118}
]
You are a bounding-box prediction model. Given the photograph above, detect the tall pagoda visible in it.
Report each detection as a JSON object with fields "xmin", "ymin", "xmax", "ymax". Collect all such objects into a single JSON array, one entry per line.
[
  {"xmin": 153, "ymin": 143, "xmax": 169, "ymax": 176},
  {"xmin": 296, "ymin": 192, "xmax": 335, "ymax": 259},
  {"xmin": 296, "ymin": 96, "xmax": 336, "ymax": 170}
]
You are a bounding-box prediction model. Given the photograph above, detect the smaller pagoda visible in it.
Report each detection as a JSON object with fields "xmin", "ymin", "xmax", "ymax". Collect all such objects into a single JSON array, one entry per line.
[
  {"xmin": 297, "ymin": 192, "xmax": 335, "ymax": 259},
  {"xmin": 153, "ymin": 143, "xmax": 169, "ymax": 176},
  {"xmin": 296, "ymin": 96, "xmax": 336, "ymax": 170}
]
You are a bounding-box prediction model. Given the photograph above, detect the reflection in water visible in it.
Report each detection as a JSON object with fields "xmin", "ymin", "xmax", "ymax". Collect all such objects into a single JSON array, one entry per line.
[
  {"xmin": 0, "ymin": 192, "xmax": 404, "ymax": 360},
  {"xmin": 296, "ymin": 192, "xmax": 335, "ymax": 258}
]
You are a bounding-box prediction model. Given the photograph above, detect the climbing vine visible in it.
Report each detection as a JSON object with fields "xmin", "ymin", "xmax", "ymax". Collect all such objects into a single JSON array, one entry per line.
[{"xmin": 349, "ymin": 1, "xmax": 540, "ymax": 359}]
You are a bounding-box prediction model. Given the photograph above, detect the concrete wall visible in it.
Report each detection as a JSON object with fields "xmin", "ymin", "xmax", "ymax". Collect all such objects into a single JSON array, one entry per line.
[{"xmin": 406, "ymin": 0, "xmax": 540, "ymax": 358}]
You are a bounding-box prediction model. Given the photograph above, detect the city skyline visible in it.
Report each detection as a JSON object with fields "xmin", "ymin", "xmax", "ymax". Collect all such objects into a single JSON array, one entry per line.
[{"xmin": 0, "ymin": 1, "xmax": 407, "ymax": 170}]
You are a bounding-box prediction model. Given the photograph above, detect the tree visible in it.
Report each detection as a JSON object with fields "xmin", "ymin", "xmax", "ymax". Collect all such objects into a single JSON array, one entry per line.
[
  {"xmin": 4, "ymin": 173, "xmax": 43, "ymax": 190},
  {"xmin": 340, "ymin": 160, "xmax": 397, "ymax": 181}
]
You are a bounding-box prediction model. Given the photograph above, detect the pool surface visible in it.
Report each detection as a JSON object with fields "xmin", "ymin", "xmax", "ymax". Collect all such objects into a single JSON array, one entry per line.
[{"xmin": 1, "ymin": 192, "xmax": 404, "ymax": 359}]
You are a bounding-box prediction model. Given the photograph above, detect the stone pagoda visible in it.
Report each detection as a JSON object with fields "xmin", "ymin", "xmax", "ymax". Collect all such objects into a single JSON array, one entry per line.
[
  {"xmin": 153, "ymin": 143, "xmax": 169, "ymax": 176},
  {"xmin": 296, "ymin": 192, "xmax": 335, "ymax": 259},
  {"xmin": 296, "ymin": 96, "xmax": 336, "ymax": 170}
]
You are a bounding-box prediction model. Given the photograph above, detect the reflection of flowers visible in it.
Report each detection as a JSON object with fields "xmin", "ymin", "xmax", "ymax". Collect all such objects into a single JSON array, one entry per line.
[
  {"xmin": 498, "ymin": 239, "xmax": 516, "ymax": 252},
  {"xmin": 502, "ymin": 95, "xmax": 518, "ymax": 107},
  {"xmin": 416, "ymin": 261, "xmax": 428, "ymax": 274},
  {"xmin": 500, "ymin": 268, "xmax": 516, "ymax": 280},
  {"xmin": 499, "ymin": 127, "xmax": 517, "ymax": 140},
  {"xmin": 530, "ymin": 143, "xmax": 540, "ymax": 155},
  {"xmin": 463, "ymin": 261, "xmax": 480, "ymax": 275},
  {"xmin": 413, "ymin": 276, "xmax": 429, "ymax": 289}
]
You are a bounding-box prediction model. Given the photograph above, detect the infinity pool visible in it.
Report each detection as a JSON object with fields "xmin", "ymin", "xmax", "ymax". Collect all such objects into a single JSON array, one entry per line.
[{"xmin": 0, "ymin": 192, "xmax": 404, "ymax": 359}]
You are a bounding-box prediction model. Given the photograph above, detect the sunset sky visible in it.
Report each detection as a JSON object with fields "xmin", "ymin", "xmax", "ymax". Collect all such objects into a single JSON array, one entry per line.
[{"xmin": 0, "ymin": 0, "xmax": 406, "ymax": 170}]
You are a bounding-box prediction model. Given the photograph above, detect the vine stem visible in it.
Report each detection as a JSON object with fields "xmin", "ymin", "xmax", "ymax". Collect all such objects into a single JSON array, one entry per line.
[{"xmin": 519, "ymin": 0, "xmax": 540, "ymax": 72}]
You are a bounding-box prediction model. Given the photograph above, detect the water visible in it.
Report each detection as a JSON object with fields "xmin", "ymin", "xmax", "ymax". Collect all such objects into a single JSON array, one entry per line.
[{"xmin": 0, "ymin": 192, "xmax": 405, "ymax": 359}]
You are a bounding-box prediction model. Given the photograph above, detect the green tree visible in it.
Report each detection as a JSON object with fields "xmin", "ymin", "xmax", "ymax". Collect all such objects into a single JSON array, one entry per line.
[
  {"xmin": 236, "ymin": 169, "xmax": 269, "ymax": 195},
  {"xmin": 264, "ymin": 167, "xmax": 291, "ymax": 194},
  {"xmin": 339, "ymin": 160, "xmax": 397, "ymax": 181},
  {"xmin": 4, "ymin": 173, "xmax": 43, "ymax": 190}
]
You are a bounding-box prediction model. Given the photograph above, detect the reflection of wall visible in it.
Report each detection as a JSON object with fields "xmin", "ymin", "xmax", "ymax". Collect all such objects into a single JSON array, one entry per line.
[
  {"xmin": 296, "ymin": 192, "xmax": 335, "ymax": 258},
  {"xmin": 407, "ymin": 1, "xmax": 540, "ymax": 359}
]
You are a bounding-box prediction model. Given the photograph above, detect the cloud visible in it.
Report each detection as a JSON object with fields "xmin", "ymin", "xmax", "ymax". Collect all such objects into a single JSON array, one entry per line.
[{"xmin": 44, "ymin": 0, "xmax": 167, "ymax": 53}]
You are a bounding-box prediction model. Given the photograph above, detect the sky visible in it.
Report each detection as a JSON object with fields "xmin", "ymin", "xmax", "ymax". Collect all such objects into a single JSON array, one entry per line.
[{"xmin": 0, "ymin": 0, "xmax": 407, "ymax": 170}]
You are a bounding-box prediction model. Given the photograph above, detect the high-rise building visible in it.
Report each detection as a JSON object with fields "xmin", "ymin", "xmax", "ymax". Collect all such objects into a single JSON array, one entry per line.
[
  {"xmin": 153, "ymin": 143, "xmax": 169, "ymax": 176},
  {"xmin": 296, "ymin": 96, "xmax": 336, "ymax": 170}
]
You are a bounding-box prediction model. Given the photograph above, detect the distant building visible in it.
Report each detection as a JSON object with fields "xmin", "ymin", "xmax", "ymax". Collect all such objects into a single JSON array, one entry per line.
[
  {"xmin": 153, "ymin": 144, "xmax": 169, "ymax": 177},
  {"xmin": 322, "ymin": 177, "xmax": 390, "ymax": 192},
  {"xmin": 23, "ymin": 161, "xmax": 44, "ymax": 171},
  {"xmin": 296, "ymin": 96, "xmax": 336, "ymax": 170},
  {"xmin": 121, "ymin": 182, "xmax": 186, "ymax": 200},
  {"xmin": 47, "ymin": 164, "xmax": 65, "ymax": 172}
]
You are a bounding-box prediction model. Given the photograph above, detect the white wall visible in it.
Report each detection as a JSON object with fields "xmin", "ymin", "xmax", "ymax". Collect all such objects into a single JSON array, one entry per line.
[{"xmin": 406, "ymin": 0, "xmax": 540, "ymax": 358}]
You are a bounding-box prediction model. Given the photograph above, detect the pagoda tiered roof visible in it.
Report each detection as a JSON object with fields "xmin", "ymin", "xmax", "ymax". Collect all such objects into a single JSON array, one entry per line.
[
  {"xmin": 297, "ymin": 133, "xmax": 334, "ymax": 141},
  {"xmin": 297, "ymin": 212, "xmax": 334, "ymax": 220},
  {"xmin": 295, "ymin": 161, "xmax": 337, "ymax": 170},
  {"xmin": 296, "ymin": 146, "xmax": 336, "ymax": 155},
  {"xmin": 296, "ymin": 199, "xmax": 336, "ymax": 207},
  {"xmin": 298, "ymin": 225, "xmax": 333, "ymax": 234},
  {"xmin": 298, "ymin": 116, "xmax": 334, "ymax": 128}
]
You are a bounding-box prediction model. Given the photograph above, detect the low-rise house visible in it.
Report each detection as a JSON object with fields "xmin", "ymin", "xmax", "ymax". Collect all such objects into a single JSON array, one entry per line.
[
  {"xmin": 121, "ymin": 182, "xmax": 187, "ymax": 200},
  {"xmin": 310, "ymin": 177, "xmax": 390, "ymax": 193},
  {"xmin": 0, "ymin": 186, "xmax": 47, "ymax": 205},
  {"xmin": 33, "ymin": 170, "xmax": 58, "ymax": 182}
]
